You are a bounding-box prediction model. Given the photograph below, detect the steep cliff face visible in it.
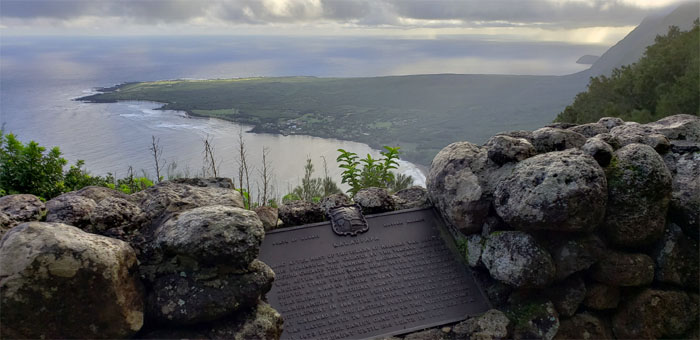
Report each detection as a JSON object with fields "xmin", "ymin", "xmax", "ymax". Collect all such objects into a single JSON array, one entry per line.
[{"xmin": 427, "ymin": 114, "xmax": 699, "ymax": 339}]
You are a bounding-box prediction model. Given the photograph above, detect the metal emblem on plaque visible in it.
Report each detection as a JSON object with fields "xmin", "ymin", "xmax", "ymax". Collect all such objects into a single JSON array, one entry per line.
[{"xmin": 328, "ymin": 204, "xmax": 369, "ymax": 236}]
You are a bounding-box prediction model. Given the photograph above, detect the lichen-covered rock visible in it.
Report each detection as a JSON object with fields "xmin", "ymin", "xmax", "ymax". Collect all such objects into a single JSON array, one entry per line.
[
  {"xmin": 651, "ymin": 223, "xmax": 699, "ymax": 289},
  {"xmin": 613, "ymin": 289, "xmax": 698, "ymax": 339},
  {"xmin": 254, "ymin": 206, "xmax": 279, "ymax": 231},
  {"xmin": 569, "ymin": 123, "xmax": 609, "ymax": 138},
  {"xmin": 546, "ymin": 122, "xmax": 578, "ymax": 129},
  {"xmin": 544, "ymin": 234, "xmax": 606, "ymax": 281},
  {"xmin": 0, "ymin": 222, "xmax": 144, "ymax": 339},
  {"xmin": 466, "ymin": 234, "xmax": 485, "ymax": 267},
  {"xmin": 90, "ymin": 196, "xmax": 144, "ymax": 232},
  {"xmin": 481, "ymin": 231, "xmax": 555, "ymax": 288},
  {"xmin": 72, "ymin": 185, "xmax": 134, "ymax": 203},
  {"xmin": 610, "ymin": 123, "xmax": 671, "ymax": 153},
  {"xmin": 531, "ymin": 127, "xmax": 586, "ymax": 153},
  {"xmin": 593, "ymin": 132, "xmax": 622, "ymax": 149},
  {"xmin": 170, "ymin": 177, "xmax": 235, "ymax": 189},
  {"xmin": 154, "ymin": 205, "xmax": 264, "ymax": 268},
  {"xmin": 354, "ymin": 187, "xmax": 395, "ymax": 214},
  {"xmin": 666, "ymin": 152, "xmax": 700, "ymax": 237},
  {"xmin": 597, "ymin": 117, "xmax": 625, "ymax": 130},
  {"xmin": 404, "ymin": 329, "xmax": 445, "ymax": 340},
  {"xmin": 278, "ymin": 200, "xmax": 324, "ymax": 226},
  {"xmin": 508, "ymin": 300, "xmax": 560, "ymax": 340},
  {"xmin": 136, "ymin": 180, "xmax": 245, "ymax": 223},
  {"xmin": 554, "ymin": 313, "xmax": 614, "ymax": 340},
  {"xmin": 427, "ymin": 142, "xmax": 513, "ymax": 234},
  {"xmin": 45, "ymin": 193, "xmax": 97, "ymax": 230},
  {"xmin": 207, "ymin": 301, "xmax": 283, "ymax": 340},
  {"xmin": 484, "ymin": 135, "xmax": 536, "ymax": 165},
  {"xmin": 319, "ymin": 193, "xmax": 351, "ymax": 215},
  {"xmin": 496, "ymin": 130, "xmax": 534, "ymax": 142},
  {"xmin": 494, "ymin": 149, "xmax": 607, "ymax": 232},
  {"xmin": 392, "ymin": 186, "xmax": 431, "ymax": 210},
  {"xmin": 546, "ymin": 275, "xmax": 586, "ymax": 317},
  {"xmin": 146, "ymin": 260, "xmax": 273, "ymax": 325},
  {"xmin": 590, "ymin": 251, "xmax": 654, "ymax": 286},
  {"xmin": 646, "ymin": 114, "xmax": 700, "ymax": 142},
  {"xmin": 0, "ymin": 194, "xmax": 45, "ymax": 237},
  {"xmin": 604, "ymin": 143, "xmax": 672, "ymax": 247},
  {"xmin": 453, "ymin": 309, "xmax": 510, "ymax": 340},
  {"xmin": 582, "ymin": 137, "xmax": 614, "ymax": 167},
  {"xmin": 583, "ymin": 283, "xmax": 620, "ymax": 310}
]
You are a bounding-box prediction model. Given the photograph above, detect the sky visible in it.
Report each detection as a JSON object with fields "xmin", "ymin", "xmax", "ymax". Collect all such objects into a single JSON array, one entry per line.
[{"xmin": 0, "ymin": 0, "xmax": 689, "ymax": 45}]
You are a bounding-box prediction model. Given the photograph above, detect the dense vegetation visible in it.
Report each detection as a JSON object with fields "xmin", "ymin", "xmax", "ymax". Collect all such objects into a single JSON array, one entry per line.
[
  {"xmin": 0, "ymin": 132, "xmax": 154, "ymax": 200},
  {"xmin": 80, "ymin": 74, "xmax": 586, "ymax": 165},
  {"xmin": 556, "ymin": 22, "xmax": 699, "ymax": 123}
]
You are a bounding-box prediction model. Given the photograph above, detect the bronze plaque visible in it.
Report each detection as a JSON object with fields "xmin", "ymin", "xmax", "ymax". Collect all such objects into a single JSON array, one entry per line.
[{"xmin": 258, "ymin": 207, "xmax": 491, "ymax": 340}]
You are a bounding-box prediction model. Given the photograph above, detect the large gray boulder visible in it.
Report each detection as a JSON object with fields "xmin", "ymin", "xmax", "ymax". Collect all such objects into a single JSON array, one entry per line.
[
  {"xmin": 154, "ymin": 205, "xmax": 264, "ymax": 268},
  {"xmin": 354, "ymin": 187, "xmax": 395, "ymax": 214},
  {"xmin": 453, "ymin": 309, "xmax": 510, "ymax": 340},
  {"xmin": 583, "ymin": 283, "xmax": 620, "ymax": 310},
  {"xmin": 481, "ymin": 231, "xmax": 555, "ymax": 288},
  {"xmin": 427, "ymin": 142, "xmax": 514, "ymax": 234},
  {"xmin": 581, "ymin": 136, "xmax": 614, "ymax": 167},
  {"xmin": 531, "ymin": 127, "xmax": 586, "ymax": 153},
  {"xmin": 146, "ymin": 260, "xmax": 274, "ymax": 325},
  {"xmin": 484, "ymin": 135, "xmax": 536, "ymax": 165},
  {"xmin": 610, "ymin": 123, "xmax": 671, "ymax": 153},
  {"xmin": 604, "ymin": 143, "xmax": 672, "ymax": 247},
  {"xmin": 665, "ymin": 152, "xmax": 700, "ymax": 237},
  {"xmin": 508, "ymin": 300, "xmax": 560, "ymax": 340},
  {"xmin": 590, "ymin": 251, "xmax": 654, "ymax": 286},
  {"xmin": 597, "ymin": 117, "xmax": 624, "ymax": 130},
  {"xmin": 613, "ymin": 289, "xmax": 698, "ymax": 339},
  {"xmin": 392, "ymin": 186, "xmax": 431, "ymax": 210},
  {"xmin": 45, "ymin": 194, "xmax": 97, "ymax": 230},
  {"xmin": 90, "ymin": 196, "xmax": 144, "ymax": 232},
  {"xmin": 254, "ymin": 206, "xmax": 279, "ymax": 231},
  {"xmin": 0, "ymin": 194, "xmax": 45, "ymax": 238},
  {"xmin": 546, "ymin": 275, "xmax": 586, "ymax": 317},
  {"xmin": 544, "ymin": 234, "xmax": 606, "ymax": 281},
  {"xmin": 555, "ymin": 313, "xmax": 614, "ymax": 340},
  {"xmin": 651, "ymin": 223, "xmax": 699, "ymax": 289},
  {"xmin": 135, "ymin": 180, "xmax": 245, "ymax": 224},
  {"xmin": 0, "ymin": 222, "xmax": 144, "ymax": 339},
  {"xmin": 568, "ymin": 123, "xmax": 608, "ymax": 138},
  {"xmin": 72, "ymin": 185, "xmax": 133, "ymax": 203},
  {"xmin": 278, "ymin": 200, "xmax": 324, "ymax": 226},
  {"xmin": 645, "ymin": 114, "xmax": 700, "ymax": 142},
  {"xmin": 494, "ymin": 149, "xmax": 607, "ymax": 232}
]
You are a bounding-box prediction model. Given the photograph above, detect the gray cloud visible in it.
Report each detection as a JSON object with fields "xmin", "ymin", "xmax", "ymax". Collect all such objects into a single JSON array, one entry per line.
[{"xmin": 0, "ymin": 0, "xmax": 683, "ymax": 28}]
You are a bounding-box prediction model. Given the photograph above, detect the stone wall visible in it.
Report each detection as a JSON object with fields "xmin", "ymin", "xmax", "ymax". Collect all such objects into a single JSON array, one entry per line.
[
  {"xmin": 427, "ymin": 114, "xmax": 699, "ymax": 340},
  {"xmin": 0, "ymin": 178, "xmax": 282, "ymax": 339}
]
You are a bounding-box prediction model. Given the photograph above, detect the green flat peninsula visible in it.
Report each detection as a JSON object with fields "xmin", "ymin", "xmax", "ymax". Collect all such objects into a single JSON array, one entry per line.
[{"xmin": 79, "ymin": 74, "xmax": 587, "ymax": 165}]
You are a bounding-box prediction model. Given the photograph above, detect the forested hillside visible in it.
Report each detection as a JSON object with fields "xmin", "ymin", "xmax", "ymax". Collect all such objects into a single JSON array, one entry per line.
[{"xmin": 556, "ymin": 21, "xmax": 699, "ymax": 123}]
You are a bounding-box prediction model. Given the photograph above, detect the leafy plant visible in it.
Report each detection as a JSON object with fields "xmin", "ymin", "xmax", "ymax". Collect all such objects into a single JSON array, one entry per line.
[
  {"xmin": 0, "ymin": 132, "xmax": 67, "ymax": 199},
  {"xmin": 337, "ymin": 146, "xmax": 404, "ymax": 196}
]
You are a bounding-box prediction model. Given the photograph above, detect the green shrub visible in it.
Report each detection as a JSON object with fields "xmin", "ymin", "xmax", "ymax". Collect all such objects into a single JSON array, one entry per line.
[
  {"xmin": 0, "ymin": 132, "xmax": 67, "ymax": 199},
  {"xmin": 337, "ymin": 146, "xmax": 408, "ymax": 196}
]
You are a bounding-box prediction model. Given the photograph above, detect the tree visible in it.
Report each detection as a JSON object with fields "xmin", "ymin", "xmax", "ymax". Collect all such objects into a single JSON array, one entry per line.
[
  {"xmin": 0, "ymin": 132, "xmax": 67, "ymax": 199},
  {"xmin": 555, "ymin": 22, "xmax": 699, "ymax": 123}
]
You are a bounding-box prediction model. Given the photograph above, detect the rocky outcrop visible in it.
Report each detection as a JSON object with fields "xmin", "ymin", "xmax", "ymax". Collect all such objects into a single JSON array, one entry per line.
[
  {"xmin": 0, "ymin": 222, "xmax": 144, "ymax": 339},
  {"xmin": 481, "ymin": 231, "xmax": 555, "ymax": 288},
  {"xmin": 0, "ymin": 194, "xmax": 45, "ymax": 238},
  {"xmin": 494, "ymin": 149, "xmax": 607, "ymax": 232},
  {"xmin": 427, "ymin": 142, "xmax": 513, "ymax": 234},
  {"xmin": 425, "ymin": 114, "xmax": 699, "ymax": 340},
  {"xmin": 612, "ymin": 289, "xmax": 698, "ymax": 339},
  {"xmin": 604, "ymin": 143, "xmax": 672, "ymax": 247},
  {"xmin": 354, "ymin": 187, "xmax": 395, "ymax": 214}
]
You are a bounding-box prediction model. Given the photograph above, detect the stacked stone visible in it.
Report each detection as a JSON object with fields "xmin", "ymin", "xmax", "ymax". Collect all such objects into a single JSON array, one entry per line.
[
  {"xmin": 427, "ymin": 114, "xmax": 699, "ymax": 340},
  {"xmin": 0, "ymin": 178, "xmax": 282, "ymax": 339}
]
